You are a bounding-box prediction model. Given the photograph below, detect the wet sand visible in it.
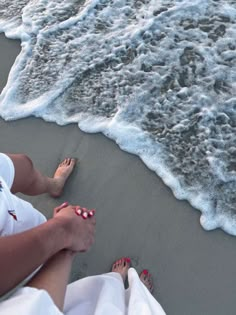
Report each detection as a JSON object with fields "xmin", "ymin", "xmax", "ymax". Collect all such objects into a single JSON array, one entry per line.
[{"xmin": 1, "ymin": 33, "xmax": 236, "ymax": 315}]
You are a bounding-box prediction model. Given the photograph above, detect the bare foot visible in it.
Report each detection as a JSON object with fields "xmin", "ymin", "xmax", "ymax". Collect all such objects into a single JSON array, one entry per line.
[
  {"xmin": 140, "ymin": 270, "xmax": 154, "ymax": 293},
  {"xmin": 112, "ymin": 257, "xmax": 131, "ymax": 283},
  {"xmin": 50, "ymin": 158, "xmax": 77, "ymax": 197}
]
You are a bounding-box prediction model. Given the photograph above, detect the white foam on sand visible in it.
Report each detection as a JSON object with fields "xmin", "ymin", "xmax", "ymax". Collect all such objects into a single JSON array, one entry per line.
[{"xmin": 1, "ymin": 0, "xmax": 236, "ymax": 234}]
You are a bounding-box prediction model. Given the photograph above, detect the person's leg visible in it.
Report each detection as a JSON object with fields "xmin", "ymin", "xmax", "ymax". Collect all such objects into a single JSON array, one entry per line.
[
  {"xmin": 7, "ymin": 154, "xmax": 77, "ymax": 196},
  {"xmin": 26, "ymin": 250, "xmax": 75, "ymax": 311},
  {"xmin": 27, "ymin": 257, "xmax": 130, "ymax": 313},
  {"xmin": 63, "ymin": 257, "xmax": 131, "ymax": 315}
]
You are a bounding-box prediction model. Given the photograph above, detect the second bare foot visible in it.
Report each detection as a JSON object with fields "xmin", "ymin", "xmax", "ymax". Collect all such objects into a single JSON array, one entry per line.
[
  {"xmin": 50, "ymin": 158, "xmax": 77, "ymax": 197},
  {"xmin": 140, "ymin": 269, "xmax": 154, "ymax": 293}
]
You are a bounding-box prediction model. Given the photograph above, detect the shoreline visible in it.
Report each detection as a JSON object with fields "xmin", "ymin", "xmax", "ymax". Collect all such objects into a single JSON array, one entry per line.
[{"xmin": 1, "ymin": 33, "xmax": 236, "ymax": 315}]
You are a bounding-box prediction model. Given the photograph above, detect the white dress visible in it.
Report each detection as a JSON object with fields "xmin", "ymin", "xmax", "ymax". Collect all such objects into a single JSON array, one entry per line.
[{"xmin": 0, "ymin": 153, "xmax": 166, "ymax": 315}]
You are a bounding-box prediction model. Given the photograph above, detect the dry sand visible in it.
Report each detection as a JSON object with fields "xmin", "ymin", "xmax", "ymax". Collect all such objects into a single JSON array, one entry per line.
[{"xmin": 1, "ymin": 33, "xmax": 236, "ymax": 315}]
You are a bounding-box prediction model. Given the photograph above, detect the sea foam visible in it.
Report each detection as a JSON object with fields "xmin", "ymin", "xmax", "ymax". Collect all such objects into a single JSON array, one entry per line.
[{"xmin": 0, "ymin": 0, "xmax": 236, "ymax": 234}]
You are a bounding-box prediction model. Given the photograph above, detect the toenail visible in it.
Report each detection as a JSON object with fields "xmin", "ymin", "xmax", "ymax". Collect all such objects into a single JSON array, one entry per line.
[
  {"xmin": 126, "ymin": 257, "xmax": 131, "ymax": 263},
  {"xmin": 143, "ymin": 269, "xmax": 149, "ymax": 275}
]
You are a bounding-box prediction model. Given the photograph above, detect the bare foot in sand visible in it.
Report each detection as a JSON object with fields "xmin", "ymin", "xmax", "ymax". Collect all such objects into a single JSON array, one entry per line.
[
  {"xmin": 112, "ymin": 257, "xmax": 131, "ymax": 283},
  {"xmin": 140, "ymin": 270, "xmax": 154, "ymax": 293},
  {"xmin": 50, "ymin": 158, "xmax": 77, "ymax": 197}
]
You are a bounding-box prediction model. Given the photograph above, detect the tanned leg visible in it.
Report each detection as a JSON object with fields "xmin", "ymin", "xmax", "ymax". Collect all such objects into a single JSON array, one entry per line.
[
  {"xmin": 7, "ymin": 154, "xmax": 77, "ymax": 197},
  {"xmin": 27, "ymin": 250, "xmax": 75, "ymax": 311}
]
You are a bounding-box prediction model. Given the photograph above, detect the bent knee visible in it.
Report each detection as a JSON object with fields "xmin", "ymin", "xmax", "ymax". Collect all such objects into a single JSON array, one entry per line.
[
  {"xmin": 18, "ymin": 154, "xmax": 34, "ymax": 168},
  {"xmin": 7, "ymin": 153, "xmax": 33, "ymax": 167},
  {"xmin": 8, "ymin": 153, "xmax": 35, "ymax": 193}
]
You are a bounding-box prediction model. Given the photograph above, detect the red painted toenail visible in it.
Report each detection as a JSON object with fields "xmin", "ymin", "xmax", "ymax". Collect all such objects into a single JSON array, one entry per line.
[
  {"xmin": 143, "ymin": 269, "xmax": 149, "ymax": 275},
  {"xmin": 126, "ymin": 257, "xmax": 131, "ymax": 263}
]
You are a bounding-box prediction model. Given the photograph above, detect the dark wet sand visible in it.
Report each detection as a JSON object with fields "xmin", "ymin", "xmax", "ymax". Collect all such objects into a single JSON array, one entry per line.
[{"xmin": 1, "ymin": 33, "xmax": 236, "ymax": 315}]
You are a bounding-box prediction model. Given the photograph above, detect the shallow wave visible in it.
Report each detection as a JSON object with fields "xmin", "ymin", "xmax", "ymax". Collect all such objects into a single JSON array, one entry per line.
[{"xmin": 1, "ymin": 0, "xmax": 236, "ymax": 234}]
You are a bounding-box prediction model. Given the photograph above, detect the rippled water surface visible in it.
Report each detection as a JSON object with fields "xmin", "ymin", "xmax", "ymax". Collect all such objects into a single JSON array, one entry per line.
[{"xmin": 0, "ymin": 0, "xmax": 236, "ymax": 234}]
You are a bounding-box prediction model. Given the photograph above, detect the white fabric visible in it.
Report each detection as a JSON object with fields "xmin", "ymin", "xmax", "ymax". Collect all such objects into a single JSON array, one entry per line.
[
  {"xmin": 0, "ymin": 153, "xmax": 15, "ymax": 188},
  {"xmin": 63, "ymin": 268, "xmax": 166, "ymax": 315},
  {"xmin": 0, "ymin": 269, "xmax": 166, "ymax": 315},
  {"xmin": 0, "ymin": 153, "xmax": 166, "ymax": 315},
  {"xmin": 0, "ymin": 153, "xmax": 46, "ymax": 236},
  {"xmin": 0, "ymin": 287, "xmax": 62, "ymax": 315}
]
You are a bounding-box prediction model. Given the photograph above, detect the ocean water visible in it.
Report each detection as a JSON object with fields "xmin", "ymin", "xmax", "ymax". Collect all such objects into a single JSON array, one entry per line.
[{"xmin": 0, "ymin": 0, "xmax": 236, "ymax": 234}]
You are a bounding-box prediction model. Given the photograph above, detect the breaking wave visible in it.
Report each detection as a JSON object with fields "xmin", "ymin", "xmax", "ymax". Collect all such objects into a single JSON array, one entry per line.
[{"xmin": 1, "ymin": 0, "xmax": 236, "ymax": 234}]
